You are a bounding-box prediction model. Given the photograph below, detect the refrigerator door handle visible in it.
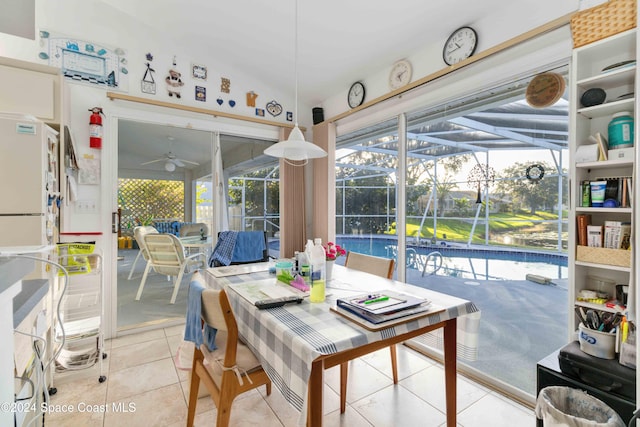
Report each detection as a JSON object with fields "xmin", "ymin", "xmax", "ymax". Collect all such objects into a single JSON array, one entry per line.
[{"xmin": 112, "ymin": 211, "xmax": 120, "ymax": 234}]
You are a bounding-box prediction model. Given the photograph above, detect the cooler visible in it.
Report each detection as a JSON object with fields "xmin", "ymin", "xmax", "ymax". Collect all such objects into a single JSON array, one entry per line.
[{"xmin": 558, "ymin": 341, "xmax": 635, "ymax": 401}]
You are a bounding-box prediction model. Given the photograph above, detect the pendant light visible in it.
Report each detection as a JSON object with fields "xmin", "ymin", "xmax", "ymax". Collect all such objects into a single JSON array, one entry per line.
[{"xmin": 263, "ymin": 0, "xmax": 327, "ymax": 164}]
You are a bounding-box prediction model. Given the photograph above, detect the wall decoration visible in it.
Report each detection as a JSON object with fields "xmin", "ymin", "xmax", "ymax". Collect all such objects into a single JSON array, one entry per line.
[
  {"xmin": 525, "ymin": 164, "xmax": 545, "ymax": 184},
  {"xmin": 221, "ymin": 77, "xmax": 231, "ymax": 93},
  {"xmin": 141, "ymin": 61, "xmax": 156, "ymax": 94},
  {"xmin": 229, "ymin": 100, "xmax": 236, "ymax": 108},
  {"xmin": 195, "ymin": 86, "xmax": 206, "ymax": 102},
  {"xmin": 286, "ymin": 112, "xmax": 293, "ymax": 122},
  {"xmin": 216, "ymin": 98, "xmax": 224, "ymax": 106},
  {"xmin": 192, "ymin": 64, "xmax": 207, "ymax": 80},
  {"xmin": 165, "ymin": 56, "xmax": 184, "ymax": 98},
  {"xmin": 246, "ymin": 91, "xmax": 258, "ymax": 107},
  {"xmin": 255, "ymin": 108, "xmax": 265, "ymax": 117},
  {"xmin": 266, "ymin": 100, "xmax": 283, "ymax": 117},
  {"xmin": 39, "ymin": 30, "xmax": 129, "ymax": 91}
]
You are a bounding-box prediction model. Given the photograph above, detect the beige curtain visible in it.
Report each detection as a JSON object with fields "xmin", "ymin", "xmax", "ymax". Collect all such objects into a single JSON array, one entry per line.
[{"xmin": 279, "ymin": 127, "xmax": 306, "ymax": 257}]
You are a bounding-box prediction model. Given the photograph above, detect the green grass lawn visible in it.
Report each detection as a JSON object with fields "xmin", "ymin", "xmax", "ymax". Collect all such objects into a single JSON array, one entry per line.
[{"xmin": 387, "ymin": 212, "xmax": 562, "ymax": 245}]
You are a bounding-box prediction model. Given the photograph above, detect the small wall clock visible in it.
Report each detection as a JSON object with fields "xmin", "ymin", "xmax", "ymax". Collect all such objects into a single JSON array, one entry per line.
[
  {"xmin": 388, "ymin": 59, "xmax": 412, "ymax": 90},
  {"xmin": 348, "ymin": 81, "xmax": 366, "ymax": 108},
  {"xmin": 443, "ymin": 26, "xmax": 478, "ymax": 66},
  {"xmin": 525, "ymin": 72, "xmax": 566, "ymax": 108}
]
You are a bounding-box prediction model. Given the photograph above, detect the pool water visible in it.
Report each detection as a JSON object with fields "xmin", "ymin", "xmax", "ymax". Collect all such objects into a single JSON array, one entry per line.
[{"xmin": 335, "ymin": 236, "xmax": 568, "ymax": 281}]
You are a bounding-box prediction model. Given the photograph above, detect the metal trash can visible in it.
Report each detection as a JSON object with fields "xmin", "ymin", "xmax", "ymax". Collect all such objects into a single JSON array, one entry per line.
[{"xmin": 535, "ymin": 386, "xmax": 625, "ymax": 427}]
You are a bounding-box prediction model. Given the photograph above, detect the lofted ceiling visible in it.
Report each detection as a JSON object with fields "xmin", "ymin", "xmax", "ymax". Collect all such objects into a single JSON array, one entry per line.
[{"xmin": 108, "ymin": 0, "xmax": 575, "ymax": 178}]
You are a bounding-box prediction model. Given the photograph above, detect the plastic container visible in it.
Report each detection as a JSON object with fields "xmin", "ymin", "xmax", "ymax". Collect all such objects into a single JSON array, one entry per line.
[
  {"xmin": 275, "ymin": 260, "xmax": 293, "ymax": 277},
  {"xmin": 590, "ymin": 181, "xmax": 607, "ymax": 207},
  {"xmin": 578, "ymin": 323, "xmax": 616, "ymax": 359},
  {"xmin": 608, "ymin": 111, "xmax": 634, "ymax": 149},
  {"xmin": 309, "ymin": 238, "xmax": 326, "ymax": 303}
]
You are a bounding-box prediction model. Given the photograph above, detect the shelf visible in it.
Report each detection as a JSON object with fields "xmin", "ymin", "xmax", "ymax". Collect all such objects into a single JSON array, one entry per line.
[
  {"xmin": 576, "ymin": 65, "xmax": 636, "ymax": 90},
  {"xmin": 575, "ymin": 260, "xmax": 631, "ymax": 272},
  {"xmin": 575, "ymin": 207, "xmax": 632, "ymax": 214},
  {"xmin": 575, "ymin": 300, "xmax": 625, "ymax": 315},
  {"xmin": 577, "ymin": 98, "xmax": 635, "ymax": 119}
]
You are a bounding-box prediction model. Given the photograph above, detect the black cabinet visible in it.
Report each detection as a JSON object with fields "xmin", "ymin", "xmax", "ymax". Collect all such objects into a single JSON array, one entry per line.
[{"xmin": 536, "ymin": 349, "xmax": 636, "ymax": 426}]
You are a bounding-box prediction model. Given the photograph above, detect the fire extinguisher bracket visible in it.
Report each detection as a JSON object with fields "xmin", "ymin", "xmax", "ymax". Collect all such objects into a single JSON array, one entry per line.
[{"xmin": 89, "ymin": 107, "xmax": 104, "ymax": 149}]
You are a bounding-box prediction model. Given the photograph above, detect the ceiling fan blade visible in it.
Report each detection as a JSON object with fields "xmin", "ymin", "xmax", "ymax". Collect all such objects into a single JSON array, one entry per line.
[
  {"xmin": 180, "ymin": 159, "xmax": 200, "ymax": 166},
  {"xmin": 140, "ymin": 158, "xmax": 165, "ymax": 166}
]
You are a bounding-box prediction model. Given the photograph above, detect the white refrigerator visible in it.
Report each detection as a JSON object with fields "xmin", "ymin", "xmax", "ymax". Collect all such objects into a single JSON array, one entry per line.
[{"xmin": 0, "ymin": 113, "xmax": 59, "ymax": 250}]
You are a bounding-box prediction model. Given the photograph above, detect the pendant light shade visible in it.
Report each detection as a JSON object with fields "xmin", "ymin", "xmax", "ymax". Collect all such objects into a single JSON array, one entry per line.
[
  {"xmin": 264, "ymin": 125, "xmax": 327, "ymax": 161},
  {"xmin": 263, "ymin": 0, "xmax": 327, "ymax": 163}
]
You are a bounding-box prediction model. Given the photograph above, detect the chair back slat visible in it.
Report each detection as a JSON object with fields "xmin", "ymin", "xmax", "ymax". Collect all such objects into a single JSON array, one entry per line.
[
  {"xmin": 133, "ymin": 226, "xmax": 159, "ymax": 261},
  {"xmin": 143, "ymin": 234, "xmax": 187, "ymax": 275},
  {"xmin": 345, "ymin": 251, "xmax": 395, "ymax": 279},
  {"xmin": 201, "ymin": 289, "xmax": 230, "ymax": 332}
]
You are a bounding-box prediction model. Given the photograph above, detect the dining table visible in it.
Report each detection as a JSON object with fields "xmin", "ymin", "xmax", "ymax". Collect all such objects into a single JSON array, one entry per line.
[{"xmin": 198, "ymin": 262, "xmax": 480, "ymax": 427}]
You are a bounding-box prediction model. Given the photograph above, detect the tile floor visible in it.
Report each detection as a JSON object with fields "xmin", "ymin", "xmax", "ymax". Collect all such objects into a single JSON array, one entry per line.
[{"xmin": 46, "ymin": 324, "xmax": 536, "ymax": 427}]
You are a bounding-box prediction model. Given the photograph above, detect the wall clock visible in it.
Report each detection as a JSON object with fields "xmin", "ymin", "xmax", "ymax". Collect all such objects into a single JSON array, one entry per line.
[
  {"xmin": 388, "ymin": 59, "xmax": 412, "ymax": 90},
  {"xmin": 347, "ymin": 81, "xmax": 365, "ymax": 108},
  {"xmin": 525, "ymin": 72, "xmax": 566, "ymax": 108},
  {"xmin": 443, "ymin": 26, "xmax": 478, "ymax": 66}
]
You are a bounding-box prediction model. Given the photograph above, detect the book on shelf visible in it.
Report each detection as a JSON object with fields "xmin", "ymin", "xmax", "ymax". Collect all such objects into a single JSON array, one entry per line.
[
  {"xmin": 595, "ymin": 176, "xmax": 633, "ymax": 208},
  {"xmin": 587, "ymin": 225, "xmax": 603, "ymax": 247},
  {"xmin": 576, "ymin": 214, "xmax": 592, "ymax": 247},
  {"xmin": 603, "ymin": 220, "xmax": 622, "ymax": 249}
]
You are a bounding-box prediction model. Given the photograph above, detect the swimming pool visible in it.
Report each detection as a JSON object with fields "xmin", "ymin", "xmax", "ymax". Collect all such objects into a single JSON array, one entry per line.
[{"xmin": 334, "ymin": 236, "xmax": 568, "ymax": 281}]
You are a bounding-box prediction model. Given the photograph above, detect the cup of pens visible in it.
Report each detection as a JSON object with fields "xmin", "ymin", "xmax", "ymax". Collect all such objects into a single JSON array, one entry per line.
[{"xmin": 578, "ymin": 323, "xmax": 616, "ymax": 359}]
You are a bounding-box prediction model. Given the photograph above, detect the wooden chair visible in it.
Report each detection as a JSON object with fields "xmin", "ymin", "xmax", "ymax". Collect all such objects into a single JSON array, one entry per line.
[
  {"xmin": 135, "ymin": 233, "xmax": 205, "ymax": 304},
  {"xmin": 126, "ymin": 225, "xmax": 158, "ymax": 280},
  {"xmin": 341, "ymin": 251, "xmax": 396, "ymax": 413},
  {"xmin": 186, "ymin": 288, "xmax": 271, "ymax": 427}
]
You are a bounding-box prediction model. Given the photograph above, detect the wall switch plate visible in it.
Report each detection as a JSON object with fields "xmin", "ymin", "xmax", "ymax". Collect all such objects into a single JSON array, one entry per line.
[{"xmin": 75, "ymin": 200, "xmax": 98, "ymax": 214}]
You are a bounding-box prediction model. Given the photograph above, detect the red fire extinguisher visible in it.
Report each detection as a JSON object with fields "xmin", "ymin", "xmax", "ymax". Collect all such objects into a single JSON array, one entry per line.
[{"xmin": 89, "ymin": 107, "xmax": 104, "ymax": 149}]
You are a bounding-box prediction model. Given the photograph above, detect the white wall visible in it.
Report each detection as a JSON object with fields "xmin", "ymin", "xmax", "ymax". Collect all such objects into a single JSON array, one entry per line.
[{"xmin": 319, "ymin": 1, "xmax": 579, "ymax": 120}]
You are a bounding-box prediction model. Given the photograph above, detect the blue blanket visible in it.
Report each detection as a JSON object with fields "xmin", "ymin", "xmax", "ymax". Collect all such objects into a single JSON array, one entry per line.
[
  {"xmin": 184, "ymin": 280, "xmax": 217, "ymax": 351},
  {"xmin": 209, "ymin": 231, "xmax": 266, "ymax": 266}
]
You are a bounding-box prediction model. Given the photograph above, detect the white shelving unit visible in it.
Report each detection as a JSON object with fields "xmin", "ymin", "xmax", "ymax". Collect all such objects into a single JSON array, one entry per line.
[{"xmin": 568, "ymin": 28, "xmax": 637, "ymax": 345}]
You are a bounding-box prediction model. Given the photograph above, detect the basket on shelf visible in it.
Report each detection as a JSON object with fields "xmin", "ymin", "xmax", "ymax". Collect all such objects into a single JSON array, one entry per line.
[
  {"xmin": 576, "ymin": 245, "xmax": 631, "ymax": 267},
  {"xmin": 570, "ymin": 0, "xmax": 637, "ymax": 48}
]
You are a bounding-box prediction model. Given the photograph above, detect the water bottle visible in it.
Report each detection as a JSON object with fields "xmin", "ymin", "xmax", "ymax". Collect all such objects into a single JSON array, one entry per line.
[
  {"xmin": 301, "ymin": 240, "xmax": 313, "ymax": 282},
  {"xmin": 310, "ymin": 238, "xmax": 326, "ymax": 303}
]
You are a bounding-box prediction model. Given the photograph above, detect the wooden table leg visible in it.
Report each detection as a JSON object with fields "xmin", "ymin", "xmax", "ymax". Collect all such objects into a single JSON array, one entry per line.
[
  {"xmin": 444, "ymin": 318, "xmax": 457, "ymax": 427},
  {"xmin": 308, "ymin": 359, "xmax": 324, "ymax": 427}
]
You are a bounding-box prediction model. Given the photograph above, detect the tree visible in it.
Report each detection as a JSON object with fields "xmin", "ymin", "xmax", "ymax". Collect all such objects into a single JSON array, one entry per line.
[{"xmin": 495, "ymin": 161, "xmax": 566, "ymax": 214}]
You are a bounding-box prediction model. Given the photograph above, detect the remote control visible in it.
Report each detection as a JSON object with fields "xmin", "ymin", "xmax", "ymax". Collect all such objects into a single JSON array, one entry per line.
[{"xmin": 255, "ymin": 297, "xmax": 303, "ymax": 310}]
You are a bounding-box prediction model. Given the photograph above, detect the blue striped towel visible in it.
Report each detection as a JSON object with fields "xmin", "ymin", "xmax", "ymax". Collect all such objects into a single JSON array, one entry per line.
[{"xmin": 184, "ymin": 280, "xmax": 217, "ymax": 351}]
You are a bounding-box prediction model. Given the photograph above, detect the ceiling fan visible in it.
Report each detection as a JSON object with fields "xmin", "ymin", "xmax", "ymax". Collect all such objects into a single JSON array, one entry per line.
[{"xmin": 140, "ymin": 152, "xmax": 200, "ymax": 171}]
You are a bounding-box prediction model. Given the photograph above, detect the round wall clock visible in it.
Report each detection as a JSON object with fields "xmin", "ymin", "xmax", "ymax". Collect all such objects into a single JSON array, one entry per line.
[
  {"xmin": 443, "ymin": 26, "xmax": 478, "ymax": 66},
  {"xmin": 348, "ymin": 81, "xmax": 366, "ymax": 108},
  {"xmin": 388, "ymin": 59, "xmax": 412, "ymax": 90},
  {"xmin": 525, "ymin": 72, "xmax": 566, "ymax": 108}
]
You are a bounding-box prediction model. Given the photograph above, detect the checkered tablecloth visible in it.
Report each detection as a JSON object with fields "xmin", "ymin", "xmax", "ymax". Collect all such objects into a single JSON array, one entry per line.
[{"xmin": 200, "ymin": 264, "xmax": 481, "ymax": 416}]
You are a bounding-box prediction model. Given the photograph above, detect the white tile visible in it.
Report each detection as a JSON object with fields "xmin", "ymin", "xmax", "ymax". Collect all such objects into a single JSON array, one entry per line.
[
  {"xmin": 106, "ymin": 357, "xmax": 179, "ymax": 402},
  {"xmin": 104, "ymin": 383, "xmax": 187, "ymax": 427},
  {"xmin": 352, "ymin": 384, "xmax": 446, "ymax": 427},
  {"xmin": 324, "ymin": 358, "xmax": 394, "ymax": 404},
  {"xmin": 457, "ymin": 392, "xmax": 535, "ymax": 427},
  {"xmin": 400, "ymin": 364, "xmax": 489, "ymax": 413},
  {"xmin": 109, "ymin": 329, "xmax": 166, "ymax": 349},
  {"xmin": 360, "ymin": 343, "xmax": 435, "ymax": 381},
  {"xmin": 108, "ymin": 337, "xmax": 171, "ymax": 372}
]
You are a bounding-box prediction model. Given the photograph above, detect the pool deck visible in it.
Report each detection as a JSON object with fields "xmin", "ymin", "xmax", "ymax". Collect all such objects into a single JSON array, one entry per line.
[{"xmin": 404, "ymin": 267, "xmax": 568, "ymax": 397}]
